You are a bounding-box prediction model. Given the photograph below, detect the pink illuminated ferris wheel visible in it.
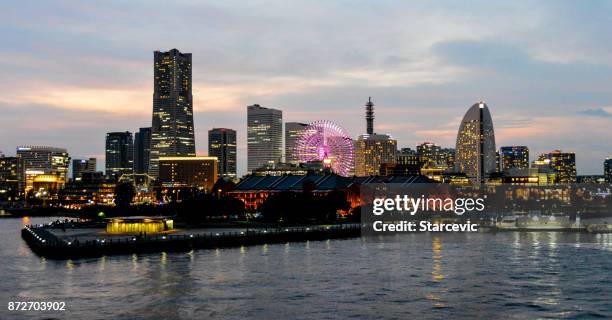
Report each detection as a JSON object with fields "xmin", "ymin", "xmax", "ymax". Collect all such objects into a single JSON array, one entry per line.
[{"xmin": 295, "ymin": 120, "xmax": 354, "ymax": 177}]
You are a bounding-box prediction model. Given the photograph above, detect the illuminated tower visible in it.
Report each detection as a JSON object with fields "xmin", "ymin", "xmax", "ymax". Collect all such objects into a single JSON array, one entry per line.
[
  {"xmin": 149, "ymin": 49, "xmax": 195, "ymax": 178},
  {"xmin": 355, "ymin": 97, "xmax": 396, "ymax": 176},
  {"xmin": 454, "ymin": 101, "xmax": 497, "ymax": 184},
  {"xmin": 365, "ymin": 97, "xmax": 374, "ymax": 135}
]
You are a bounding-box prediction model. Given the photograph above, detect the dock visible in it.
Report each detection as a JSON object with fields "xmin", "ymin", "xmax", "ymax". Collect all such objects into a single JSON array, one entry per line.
[{"xmin": 22, "ymin": 223, "xmax": 361, "ymax": 259}]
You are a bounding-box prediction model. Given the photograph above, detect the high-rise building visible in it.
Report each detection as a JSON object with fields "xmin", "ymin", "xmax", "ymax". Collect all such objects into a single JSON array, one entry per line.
[
  {"xmin": 208, "ymin": 128, "xmax": 237, "ymax": 180},
  {"xmin": 149, "ymin": 49, "xmax": 196, "ymax": 178},
  {"xmin": 355, "ymin": 97, "xmax": 397, "ymax": 176},
  {"xmin": 538, "ymin": 150, "xmax": 576, "ymax": 184},
  {"xmin": 285, "ymin": 122, "xmax": 308, "ymax": 165},
  {"xmin": 134, "ymin": 127, "xmax": 152, "ymax": 175},
  {"xmin": 605, "ymin": 158, "xmax": 612, "ymax": 183},
  {"xmin": 454, "ymin": 101, "xmax": 497, "ymax": 184},
  {"xmin": 158, "ymin": 157, "xmax": 218, "ymax": 192},
  {"xmin": 500, "ymin": 146, "xmax": 529, "ymax": 173},
  {"xmin": 106, "ymin": 131, "xmax": 134, "ymax": 180},
  {"xmin": 72, "ymin": 158, "xmax": 96, "ymax": 181},
  {"xmin": 16, "ymin": 146, "xmax": 70, "ymax": 194},
  {"xmin": 247, "ymin": 104, "xmax": 282, "ymax": 173}
]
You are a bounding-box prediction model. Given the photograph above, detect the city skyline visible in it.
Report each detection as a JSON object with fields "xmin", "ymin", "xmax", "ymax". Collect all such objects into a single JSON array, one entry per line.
[{"xmin": 2, "ymin": 2, "xmax": 612, "ymax": 175}]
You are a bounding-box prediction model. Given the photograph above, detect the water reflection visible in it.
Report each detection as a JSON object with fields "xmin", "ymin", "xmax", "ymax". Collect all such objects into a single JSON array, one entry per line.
[
  {"xmin": 431, "ymin": 237, "xmax": 444, "ymax": 282},
  {"xmin": 427, "ymin": 237, "xmax": 447, "ymax": 309},
  {"xmin": 131, "ymin": 253, "xmax": 139, "ymax": 271}
]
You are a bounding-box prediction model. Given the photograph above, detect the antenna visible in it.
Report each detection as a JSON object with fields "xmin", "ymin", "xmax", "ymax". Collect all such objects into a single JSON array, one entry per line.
[{"xmin": 365, "ymin": 97, "xmax": 374, "ymax": 135}]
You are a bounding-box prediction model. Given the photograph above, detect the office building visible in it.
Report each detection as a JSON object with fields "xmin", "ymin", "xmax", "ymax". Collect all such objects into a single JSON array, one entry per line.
[
  {"xmin": 285, "ymin": 122, "xmax": 308, "ymax": 165},
  {"xmin": 149, "ymin": 49, "xmax": 196, "ymax": 178},
  {"xmin": 500, "ymin": 146, "xmax": 529, "ymax": 173},
  {"xmin": 247, "ymin": 104, "xmax": 282, "ymax": 173},
  {"xmin": 16, "ymin": 146, "xmax": 70, "ymax": 194},
  {"xmin": 441, "ymin": 148, "xmax": 455, "ymax": 172},
  {"xmin": 0, "ymin": 156, "xmax": 18, "ymax": 182},
  {"xmin": 355, "ymin": 134, "xmax": 397, "ymax": 176},
  {"xmin": 454, "ymin": 101, "xmax": 497, "ymax": 183},
  {"xmin": 134, "ymin": 127, "xmax": 151, "ymax": 175},
  {"xmin": 72, "ymin": 158, "xmax": 96, "ymax": 181},
  {"xmin": 208, "ymin": 128, "xmax": 237, "ymax": 180},
  {"xmin": 158, "ymin": 156, "xmax": 218, "ymax": 192},
  {"xmin": 538, "ymin": 150, "xmax": 576, "ymax": 184},
  {"xmin": 105, "ymin": 131, "xmax": 133, "ymax": 180},
  {"xmin": 416, "ymin": 142, "xmax": 443, "ymax": 167},
  {"xmin": 396, "ymin": 148, "xmax": 419, "ymax": 166}
]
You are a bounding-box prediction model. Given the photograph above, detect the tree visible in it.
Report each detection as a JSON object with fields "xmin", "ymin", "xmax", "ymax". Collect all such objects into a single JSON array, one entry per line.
[
  {"xmin": 261, "ymin": 191, "xmax": 298, "ymax": 223},
  {"xmin": 114, "ymin": 182, "xmax": 135, "ymax": 208}
]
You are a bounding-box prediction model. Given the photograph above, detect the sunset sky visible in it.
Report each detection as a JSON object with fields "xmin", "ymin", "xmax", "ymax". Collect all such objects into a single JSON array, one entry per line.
[{"xmin": 1, "ymin": 1, "xmax": 612, "ymax": 175}]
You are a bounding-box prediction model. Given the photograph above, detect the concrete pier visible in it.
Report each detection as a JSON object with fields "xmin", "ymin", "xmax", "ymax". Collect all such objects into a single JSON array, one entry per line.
[{"xmin": 22, "ymin": 224, "xmax": 361, "ymax": 259}]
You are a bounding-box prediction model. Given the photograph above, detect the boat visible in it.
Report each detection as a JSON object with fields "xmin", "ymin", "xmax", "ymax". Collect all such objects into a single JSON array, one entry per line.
[{"xmin": 496, "ymin": 212, "xmax": 582, "ymax": 231}]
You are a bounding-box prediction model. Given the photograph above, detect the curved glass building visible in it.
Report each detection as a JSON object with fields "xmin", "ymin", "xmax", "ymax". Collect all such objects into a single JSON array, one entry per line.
[{"xmin": 454, "ymin": 101, "xmax": 497, "ymax": 184}]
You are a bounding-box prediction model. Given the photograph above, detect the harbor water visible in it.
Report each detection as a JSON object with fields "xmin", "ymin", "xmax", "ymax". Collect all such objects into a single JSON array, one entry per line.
[{"xmin": 1, "ymin": 217, "xmax": 611, "ymax": 319}]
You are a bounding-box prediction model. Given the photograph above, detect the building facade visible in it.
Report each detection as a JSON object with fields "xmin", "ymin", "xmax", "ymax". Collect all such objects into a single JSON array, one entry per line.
[
  {"xmin": 355, "ymin": 134, "xmax": 397, "ymax": 176},
  {"xmin": 0, "ymin": 156, "xmax": 19, "ymax": 201},
  {"xmin": 500, "ymin": 146, "xmax": 529, "ymax": 173},
  {"xmin": 605, "ymin": 158, "xmax": 612, "ymax": 183},
  {"xmin": 538, "ymin": 150, "xmax": 577, "ymax": 184},
  {"xmin": 134, "ymin": 127, "xmax": 151, "ymax": 175},
  {"xmin": 454, "ymin": 101, "xmax": 497, "ymax": 184},
  {"xmin": 158, "ymin": 156, "xmax": 218, "ymax": 192},
  {"xmin": 16, "ymin": 146, "xmax": 70, "ymax": 195},
  {"xmin": 105, "ymin": 131, "xmax": 134, "ymax": 180},
  {"xmin": 208, "ymin": 128, "xmax": 237, "ymax": 180},
  {"xmin": 285, "ymin": 122, "xmax": 308, "ymax": 165},
  {"xmin": 396, "ymin": 148, "xmax": 420, "ymax": 167},
  {"xmin": 72, "ymin": 158, "xmax": 96, "ymax": 181},
  {"xmin": 149, "ymin": 49, "xmax": 196, "ymax": 178},
  {"xmin": 247, "ymin": 104, "xmax": 282, "ymax": 173},
  {"xmin": 229, "ymin": 174, "xmax": 429, "ymax": 212}
]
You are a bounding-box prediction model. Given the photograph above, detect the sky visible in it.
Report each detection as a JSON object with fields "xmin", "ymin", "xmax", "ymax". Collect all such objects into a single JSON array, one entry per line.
[{"xmin": 1, "ymin": 0, "xmax": 612, "ymax": 176}]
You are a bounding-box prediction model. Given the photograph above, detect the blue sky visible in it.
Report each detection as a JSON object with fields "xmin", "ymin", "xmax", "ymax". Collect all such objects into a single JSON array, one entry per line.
[{"xmin": 1, "ymin": 0, "xmax": 611, "ymax": 175}]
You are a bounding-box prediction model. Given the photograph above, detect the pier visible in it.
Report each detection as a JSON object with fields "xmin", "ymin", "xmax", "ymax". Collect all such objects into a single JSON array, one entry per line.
[{"xmin": 21, "ymin": 223, "xmax": 361, "ymax": 259}]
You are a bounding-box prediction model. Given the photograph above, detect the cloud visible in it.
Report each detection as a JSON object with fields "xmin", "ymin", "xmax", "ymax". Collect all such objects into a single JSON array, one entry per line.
[
  {"xmin": 2, "ymin": 1, "xmax": 612, "ymax": 175},
  {"xmin": 578, "ymin": 107, "xmax": 612, "ymax": 118}
]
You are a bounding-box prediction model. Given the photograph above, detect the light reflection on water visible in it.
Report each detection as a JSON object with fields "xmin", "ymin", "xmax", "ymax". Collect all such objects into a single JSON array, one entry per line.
[{"xmin": 1, "ymin": 217, "xmax": 611, "ymax": 319}]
